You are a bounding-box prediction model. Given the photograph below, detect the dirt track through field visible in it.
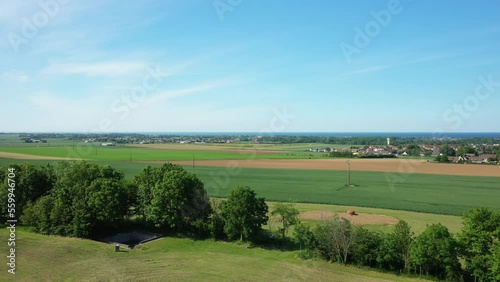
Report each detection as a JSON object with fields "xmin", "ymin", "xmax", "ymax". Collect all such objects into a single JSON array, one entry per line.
[
  {"xmin": 169, "ymin": 159, "xmax": 500, "ymax": 177},
  {"xmin": 2, "ymin": 150, "xmax": 499, "ymax": 177},
  {"xmin": 300, "ymin": 211, "xmax": 398, "ymax": 225},
  {"xmin": 0, "ymin": 152, "xmax": 82, "ymax": 160}
]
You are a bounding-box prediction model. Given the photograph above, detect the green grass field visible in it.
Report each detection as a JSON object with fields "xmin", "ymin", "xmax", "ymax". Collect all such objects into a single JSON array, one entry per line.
[
  {"xmin": 0, "ymin": 146, "xmax": 329, "ymax": 161},
  {"xmin": 0, "ymin": 228, "xmax": 427, "ymax": 281},
  {"xmin": 0, "ymin": 135, "xmax": 82, "ymax": 147},
  {"xmin": 279, "ymin": 202, "xmax": 462, "ymax": 234},
  {"xmin": 186, "ymin": 166, "xmax": 500, "ymax": 216}
]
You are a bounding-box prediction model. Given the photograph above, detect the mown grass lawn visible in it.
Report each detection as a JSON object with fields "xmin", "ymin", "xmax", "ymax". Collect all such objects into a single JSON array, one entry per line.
[
  {"xmin": 0, "ymin": 228, "xmax": 427, "ymax": 282},
  {"xmin": 275, "ymin": 202, "xmax": 463, "ymax": 234}
]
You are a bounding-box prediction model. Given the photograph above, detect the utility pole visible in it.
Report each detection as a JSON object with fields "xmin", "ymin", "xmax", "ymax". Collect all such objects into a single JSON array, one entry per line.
[
  {"xmin": 192, "ymin": 155, "xmax": 195, "ymax": 168},
  {"xmin": 346, "ymin": 160, "xmax": 351, "ymax": 186}
]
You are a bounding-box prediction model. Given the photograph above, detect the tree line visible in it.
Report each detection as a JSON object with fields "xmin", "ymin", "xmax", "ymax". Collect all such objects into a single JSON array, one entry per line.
[
  {"xmin": 1, "ymin": 161, "xmax": 499, "ymax": 281},
  {"xmin": 0, "ymin": 162, "xmax": 269, "ymax": 242},
  {"xmin": 292, "ymin": 209, "xmax": 500, "ymax": 281}
]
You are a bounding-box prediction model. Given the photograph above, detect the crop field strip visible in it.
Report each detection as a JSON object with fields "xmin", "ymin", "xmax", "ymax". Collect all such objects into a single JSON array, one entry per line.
[
  {"xmin": 186, "ymin": 166, "xmax": 500, "ymax": 216},
  {"xmin": 1, "ymin": 142, "xmax": 498, "ymax": 217},
  {"xmin": 0, "ymin": 146, "xmax": 327, "ymax": 161},
  {"xmin": 1, "ymin": 156, "xmax": 498, "ymax": 216}
]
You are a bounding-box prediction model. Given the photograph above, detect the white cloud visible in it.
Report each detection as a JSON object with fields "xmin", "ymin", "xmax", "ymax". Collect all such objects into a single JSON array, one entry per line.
[
  {"xmin": 41, "ymin": 61, "xmax": 149, "ymax": 77},
  {"xmin": 344, "ymin": 54, "xmax": 460, "ymax": 76},
  {"xmin": 344, "ymin": 65, "xmax": 391, "ymax": 75},
  {"xmin": 0, "ymin": 2, "xmax": 37, "ymax": 26},
  {"xmin": 1, "ymin": 69, "xmax": 29, "ymax": 83},
  {"xmin": 145, "ymin": 82, "xmax": 227, "ymax": 105}
]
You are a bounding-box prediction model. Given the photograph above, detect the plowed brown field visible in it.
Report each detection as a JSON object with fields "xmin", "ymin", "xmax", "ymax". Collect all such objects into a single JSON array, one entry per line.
[{"xmin": 169, "ymin": 159, "xmax": 500, "ymax": 177}]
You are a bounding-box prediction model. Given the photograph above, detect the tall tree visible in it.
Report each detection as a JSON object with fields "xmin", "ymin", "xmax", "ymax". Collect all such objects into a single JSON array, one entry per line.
[
  {"xmin": 490, "ymin": 242, "xmax": 500, "ymax": 282},
  {"xmin": 393, "ymin": 220, "xmax": 414, "ymax": 272},
  {"xmin": 134, "ymin": 163, "xmax": 211, "ymax": 232},
  {"xmin": 21, "ymin": 161, "xmax": 129, "ymax": 237},
  {"xmin": 457, "ymin": 146, "xmax": 477, "ymax": 157},
  {"xmin": 439, "ymin": 145, "xmax": 455, "ymax": 156},
  {"xmin": 293, "ymin": 223, "xmax": 316, "ymax": 252},
  {"xmin": 271, "ymin": 202, "xmax": 300, "ymax": 245},
  {"xmin": 352, "ymin": 227, "xmax": 383, "ymax": 267},
  {"xmin": 0, "ymin": 163, "xmax": 55, "ymax": 223},
  {"xmin": 221, "ymin": 186, "xmax": 268, "ymax": 241},
  {"xmin": 458, "ymin": 207, "xmax": 500, "ymax": 281},
  {"xmin": 314, "ymin": 214, "xmax": 354, "ymax": 263},
  {"xmin": 410, "ymin": 224, "xmax": 461, "ymax": 280}
]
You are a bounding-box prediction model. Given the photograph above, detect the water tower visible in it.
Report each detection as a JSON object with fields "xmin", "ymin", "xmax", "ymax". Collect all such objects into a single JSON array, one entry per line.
[{"xmin": 387, "ymin": 138, "xmax": 390, "ymax": 146}]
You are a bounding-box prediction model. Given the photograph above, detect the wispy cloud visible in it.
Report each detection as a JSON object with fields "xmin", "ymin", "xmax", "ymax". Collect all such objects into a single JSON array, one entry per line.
[
  {"xmin": 145, "ymin": 82, "xmax": 228, "ymax": 105},
  {"xmin": 1, "ymin": 69, "xmax": 29, "ymax": 83},
  {"xmin": 0, "ymin": 2, "xmax": 38, "ymax": 26},
  {"xmin": 41, "ymin": 61, "xmax": 148, "ymax": 77},
  {"xmin": 344, "ymin": 65, "xmax": 391, "ymax": 75},
  {"xmin": 344, "ymin": 53, "xmax": 461, "ymax": 76}
]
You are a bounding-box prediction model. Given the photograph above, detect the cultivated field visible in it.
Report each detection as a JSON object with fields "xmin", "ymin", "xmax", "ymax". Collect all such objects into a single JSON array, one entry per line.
[
  {"xmin": 173, "ymin": 158, "xmax": 500, "ymax": 177},
  {"xmin": 1, "ymin": 138, "xmax": 497, "ymax": 281},
  {"xmin": 0, "ymin": 146, "xmax": 326, "ymax": 161},
  {"xmin": 1, "ymin": 141, "xmax": 499, "ymax": 216}
]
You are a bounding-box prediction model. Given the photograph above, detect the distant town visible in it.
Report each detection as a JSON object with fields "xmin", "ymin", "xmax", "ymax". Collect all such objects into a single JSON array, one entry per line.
[{"xmin": 13, "ymin": 133, "xmax": 500, "ymax": 164}]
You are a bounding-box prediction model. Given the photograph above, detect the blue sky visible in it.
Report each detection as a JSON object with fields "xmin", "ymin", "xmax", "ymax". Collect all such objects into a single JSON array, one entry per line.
[{"xmin": 1, "ymin": 0, "xmax": 499, "ymax": 133}]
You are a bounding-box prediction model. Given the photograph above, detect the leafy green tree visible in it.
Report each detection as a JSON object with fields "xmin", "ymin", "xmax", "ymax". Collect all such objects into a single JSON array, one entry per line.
[
  {"xmin": 435, "ymin": 154, "xmax": 450, "ymax": 163},
  {"xmin": 377, "ymin": 232, "xmax": 403, "ymax": 271},
  {"xmin": 377, "ymin": 220, "xmax": 413, "ymax": 272},
  {"xmin": 220, "ymin": 186, "xmax": 268, "ymax": 241},
  {"xmin": 314, "ymin": 214, "xmax": 354, "ymax": 263},
  {"xmin": 439, "ymin": 145, "xmax": 455, "ymax": 157},
  {"xmin": 21, "ymin": 195, "xmax": 54, "ymax": 234},
  {"xmin": 406, "ymin": 144, "xmax": 421, "ymax": 156},
  {"xmin": 133, "ymin": 164, "xmax": 171, "ymax": 218},
  {"xmin": 393, "ymin": 220, "xmax": 414, "ymax": 272},
  {"xmin": 21, "ymin": 161, "xmax": 129, "ymax": 238},
  {"xmin": 490, "ymin": 242, "xmax": 500, "ymax": 281},
  {"xmin": 352, "ymin": 227, "xmax": 383, "ymax": 267},
  {"xmin": 457, "ymin": 146, "xmax": 477, "ymax": 157},
  {"xmin": 410, "ymin": 224, "xmax": 461, "ymax": 280},
  {"xmin": 0, "ymin": 163, "xmax": 55, "ymax": 223},
  {"xmin": 134, "ymin": 163, "xmax": 211, "ymax": 232},
  {"xmin": 458, "ymin": 207, "xmax": 500, "ymax": 281},
  {"xmin": 271, "ymin": 202, "xmax": 300, "ymax": 245},
  {"xmin": 208, "ymin": 198, "xmax": 225, "ymax": 240},
  {"xmin": 293, "ymin": 223, "xmax": 316, "ymax": 251}
]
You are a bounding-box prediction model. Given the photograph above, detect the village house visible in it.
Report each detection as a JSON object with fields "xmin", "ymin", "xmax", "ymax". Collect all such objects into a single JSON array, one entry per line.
[{"xmin": 448, "ymin": 154, "xmax": 497, "ymax": 164}]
